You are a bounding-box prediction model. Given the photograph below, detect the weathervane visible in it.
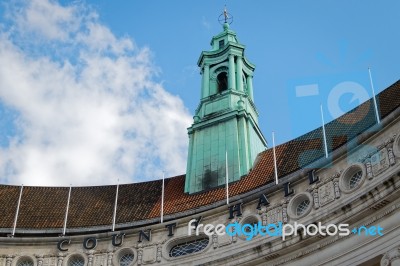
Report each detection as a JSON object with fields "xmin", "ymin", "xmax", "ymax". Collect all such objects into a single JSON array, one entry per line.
[{"xmin": 218, "ymin": 5, "xmax": 233, "ymax": 25}]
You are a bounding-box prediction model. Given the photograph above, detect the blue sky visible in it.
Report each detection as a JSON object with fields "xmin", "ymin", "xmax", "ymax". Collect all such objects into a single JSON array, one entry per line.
[
  {"xmin": 0, "ymin": 0, "xmax": 399, "ymax": 186},
  {"xmin": 82, "ymin": 0, "xmax": 400, "ymax": 140}
]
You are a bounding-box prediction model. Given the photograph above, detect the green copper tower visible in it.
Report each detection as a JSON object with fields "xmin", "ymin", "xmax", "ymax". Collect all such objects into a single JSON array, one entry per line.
[{"xmin": 185, "ymin": 20, "xmax": 267, "ymax": 194}]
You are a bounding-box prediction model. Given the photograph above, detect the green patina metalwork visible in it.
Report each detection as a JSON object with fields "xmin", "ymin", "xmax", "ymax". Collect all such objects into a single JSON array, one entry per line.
[{"xmin": 185, "ymin": 23, "xmax": 267, "ymax": 194}]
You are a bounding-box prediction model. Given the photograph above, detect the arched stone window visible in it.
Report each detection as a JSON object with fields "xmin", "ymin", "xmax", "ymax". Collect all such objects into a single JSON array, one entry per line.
[
  {"xmin": 296, "ymin": 198, "xmax": 311, "ymax": 216},
  {"xmin": 287, "ymin": 192, "xmax": 313, "ymax": 219},
  {"xmin": 217, "ymin": 72, "xmax": 228, "ymax": 93},
  {"xmin": 119, "ymin": 253, "xmax": 134, "ymax": 266},
  {"xmin": 238, "ymin": 215, "xmax": 261, "ymax": 240},
  {"xmin": 393, "ymin": 133, "xmax": 400, "ymax": 157},
  {"xmin": 240, "ymin": 215, "xmax": 260, "ymax": 233},
  {"xmin": 339, "ymin": 163, "xmax": 366, "ymax": 193},
  {"xmin": 67, "ymin": 255, "xmax": 85, "ymax": 266},
  {"xmin": 348, "ymin": 170, "xmax": 363, "ymax": 189},
  {"xmin": 112, "ymin": 248, "xmax": 137, "ymax": 266},
  {"xmin": 16, "ymin": 258, "xmax": 34, "ymax": 266},
  {"xmin": 169, "ymin": 237, "xmax": 209, "ymax": 257}
]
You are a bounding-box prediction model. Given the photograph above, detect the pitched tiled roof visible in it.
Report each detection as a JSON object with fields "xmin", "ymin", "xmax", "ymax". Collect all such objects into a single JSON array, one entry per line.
[
  {"xmin": 0, "ymin": 185, "xmax": 20, "ymax": 228},
  {"xmin": 17, "ymin": 187, "xmax": 69, "ymax": 229},
  {"xmin": 67, "ymin": 186, "xmax": 115, "ymax": 228},
  {"xmin": 117, "ymin": 181, "xmax": 162, "ymax": 225},
  {"xmin": 0, "ymin": 80, "xmax": 399, "ymax": 234}
]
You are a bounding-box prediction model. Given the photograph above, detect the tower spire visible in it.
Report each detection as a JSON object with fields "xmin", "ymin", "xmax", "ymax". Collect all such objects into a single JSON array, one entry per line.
[
  {"xmin": 185, "ymin": 21, "xmax": 267, "ymax": 194},
  {"xmin": 224, "ymin": 6, "xmax": 228, "ymax": 23}
]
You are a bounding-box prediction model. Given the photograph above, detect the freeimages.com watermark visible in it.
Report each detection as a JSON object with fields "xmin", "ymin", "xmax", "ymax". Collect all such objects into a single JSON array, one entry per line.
[{"xmin": 188, "ymin": 220, "xmax": 383, "ymax": 241}]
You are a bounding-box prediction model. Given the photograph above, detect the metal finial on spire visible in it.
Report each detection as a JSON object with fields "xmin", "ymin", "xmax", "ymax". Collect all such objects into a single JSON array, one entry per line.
[{"xmin": 218, "ymin": 5, "xmax": 233, "ymax": 25}]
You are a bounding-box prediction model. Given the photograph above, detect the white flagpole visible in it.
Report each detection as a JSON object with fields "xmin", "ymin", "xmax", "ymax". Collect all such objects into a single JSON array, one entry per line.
[
  {"xmin": 272, "ymin": 132, "xmax": 278, "ymax": 184},
  {"xmin": 225, "ymin": 151, "xmax": 229, "ymax": 205},
  {"xmin": 161, "ymin": 172, "xmax": 165, "ymax": 223},
  {"xmin": 320, "ymin": 104, "xmax": 329, "ymax": 158},
  {"xmin": 12, "ymin": 184, "xmax": 23, "ymax": 237},
  {"xmin": 112, "ymin": 180, "xmax": 119, "ymax": 232},
  {"xmin": 62, "ymin": 185, "xmax": 72, "ymax": 236},
  {"xmin": 368, "ymin": 67, "xmax": 381, "ymax": 124}
]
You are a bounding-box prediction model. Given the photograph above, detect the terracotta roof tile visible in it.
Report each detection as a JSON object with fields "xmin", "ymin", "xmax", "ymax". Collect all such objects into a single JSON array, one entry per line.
[
  {"xmin": 17, "ymin": 186, "xmax": 69, "ymax": 229},
  {"xmin": 378, "ymin": 80, "xmax": 400, "ymax": 118},
  {"xmin": 116, "ymin": 181, "xmax": 162, "ymax": 224},
  {"xmin": 67, "ymin": 186, "xmax": 115, "ymax": 228},
  {"xmin": 0, "ymin": 185, "xmax": 20, "ymax": 228}
]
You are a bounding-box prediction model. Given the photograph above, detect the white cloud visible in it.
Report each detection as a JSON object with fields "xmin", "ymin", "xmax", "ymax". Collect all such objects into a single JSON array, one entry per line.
[
  {"xmin": 11, "ymin": 0, "xmax": 80, "ymax": 41},
  {"xmin": 0, "ymin": 0, "xmax": 192, "ymax": 186}
]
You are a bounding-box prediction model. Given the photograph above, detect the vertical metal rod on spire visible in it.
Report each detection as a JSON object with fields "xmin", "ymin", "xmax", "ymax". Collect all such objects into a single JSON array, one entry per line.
[
  {"xmin": 320, "ymin": 104, "xmax": 329, "ymax": 158},
  {"xmin": 272, "ymin": 132, "xmax": 278, "ymax": 185},
  {"xmin": 368, "ymin": 67, "xmax": 381, "ymax": 124},
  {"xmin": 12, "ymin": 184, "xmax": 23, "ymax": 237},
  {"xmin": 160, "ymin": 172, "xmax": 165, "ymax": 223},
  {"xmin": 112, "ymin": 180, "xmax": 119, "ymax": 231},
  {"xmin": 224, "ymin": 5, "xmax": 228, "ymax": 23},
  {"xmin": 62, "ymin": 185, "xmax": 72, "ymax": 236},
  {"xmin": 225, "ymin": 151, "xmax": 229, "ymax": 205}
]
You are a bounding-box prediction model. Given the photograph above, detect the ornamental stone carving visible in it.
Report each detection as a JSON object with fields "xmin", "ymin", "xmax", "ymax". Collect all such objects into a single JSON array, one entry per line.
[
  {"xmin": 87, "ymin": 251, "xmax": 94, "ymax": 266},
  {"xmin": 211, "ymin": 231, "xmax": 232, "ymax": 248},
  {"xmin": 35, "ymin": 255, "xmax": 44, "ymax": 266},
  {"xmin": 230, "ymin": 216, "xmax": 239, "ymax": 243},
  {"xmin": 312, "ymin": 188, "xmax": 319, "ymax": 209},
  {"xmin": 107, "ymin": 252, "xmax": 113, "ymax": 266},
  {"xmin": 333, "ymin": 178, "xmax": 340, "ymax": 199},
  {"xmin": 220, "ymin": 233, "xmax": 233, "ymax": 247},
  {"xmin": 212, "ymin": 233, "xmax": 218, "ymax": 249},
  {"xmin": 156, "ymin": 245, "xmax": 162, "ymax": 262},
  {"xmin": 260, "ymin": 211, "xmax": 267, "ymax": 226},
  {"xmin": 266, "ymin": 207, "xmax": 283, "ymax": 225},
  {"xmin": 232, "ymin": 232, "xmax": 237, "ymax": 243},
  {"xmin": 142, "ymin": 246, "xmax": 156, "ymax": 264},
  {"xmin": 366, "ymin": 161, "xmax": 373, "ymax": 179},
  {"xmin": 93, "ymin": 253, "xmax": 106, "ymax": 266},
  {"xmin": 57, "ymin": 253, "xmax": 65, "ymax": 266},
  {"xmin": 381, "ymin": 246, "xmax": 400, "ymax": 266},
  {"xmin": 318, "ymin": 181, "xmax": 335, "ymax": 207},
  {"xmin": 282, "ymin": 204, "xmax": 288, "ymax": 223},
  {"xmin": 6, "ymin": 255, "xmax": 13, "ymax": 266},
  {"xmin": 393, "ymin": 133, "xmax": 400, "ymax": 158},
  {"xmin": 42, "ymin": 257, "xmax": 56, "ymax": 266},
  {"xmin": 137, "ymin": 249, "xmax": 143, "ymax": 265},
  {"xmin": 371, "ymin": 148, "xmax": 389, "ymax": 176},
  {"xmin": 388, "ymin": 147, "xmax": 395, "ymax": 166}
]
